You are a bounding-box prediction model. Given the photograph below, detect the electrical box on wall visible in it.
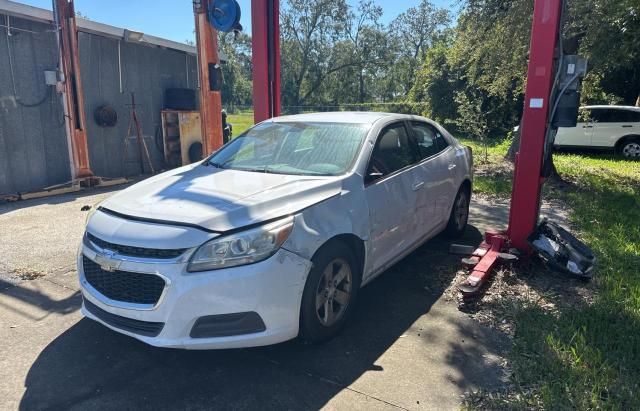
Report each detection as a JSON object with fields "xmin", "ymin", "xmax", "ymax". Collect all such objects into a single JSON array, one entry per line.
[
  {"xmin": 44, "ymin": 70, "xmax": 58, "ymax": 86},
  {"xmin": 552, "ymin": 55, "xmax": 588, "ymax": 128}
]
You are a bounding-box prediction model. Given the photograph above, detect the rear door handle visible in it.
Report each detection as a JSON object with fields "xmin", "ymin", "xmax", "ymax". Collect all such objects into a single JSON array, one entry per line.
[
  {"xmin": 622, "ymin": 125, "xmax": 632, "ymax": 128},
  {"xmin": 583, "ymin": 125, "xmax": 593, "ymax": 128},
  {"xmin": 412, "ymin": 181, "xmax": 425, "ymax": 191},
  {"xmin": 448, "ymin": 164, "xmax": 456, "ymax": 170}
]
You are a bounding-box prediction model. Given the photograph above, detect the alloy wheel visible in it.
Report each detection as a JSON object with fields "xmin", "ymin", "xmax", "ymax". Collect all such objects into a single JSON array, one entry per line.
[
  {"xmin": 622, "ymin": 142, "xmax": 640, "ymax": 159},
  {"xmin": 315, "ymin": 258, "xmax": 352, "ymax": 327}
]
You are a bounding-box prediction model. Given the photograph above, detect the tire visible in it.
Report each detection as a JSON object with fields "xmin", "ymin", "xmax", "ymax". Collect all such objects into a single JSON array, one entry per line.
[
  {"xmin": 188, "ymin": 142, "xmax": 203, "ymax": 163},
  {"xmin": 444, "ymin": 185, "xmax": 470, "ymax": 238},
  {"xmin": 164, "ymin": 88, "xmax": 196, "ymax": 110},
  {"xmin": 617, "ymin": 138, "xmax": 640, "ymax": 160},
  {"xmin": 300, "ymin": 242, "xmax": 361, "ymax": 343}
]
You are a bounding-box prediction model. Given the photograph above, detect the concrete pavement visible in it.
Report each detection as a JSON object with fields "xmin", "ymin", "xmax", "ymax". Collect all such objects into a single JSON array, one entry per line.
[{"xmin": 1, "ymin": 187, "xmax": 513, "ymax": 410}]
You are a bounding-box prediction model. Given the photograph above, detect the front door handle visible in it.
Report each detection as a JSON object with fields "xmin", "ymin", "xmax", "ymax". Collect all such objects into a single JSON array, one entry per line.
[
  {"xmin": 583, "ymin": 125, "xmax": 593, "ymax": 128},
  {"xmin": 622, "ymin": 125, "xmax": 632, "ymax": 128},
  {"xmin": 412, "ymin": 181, "xmax": 425, "ymax": 191},
  {"xmin": 448, "ymin": 164, "xmax": 456, "ymax": 170}
]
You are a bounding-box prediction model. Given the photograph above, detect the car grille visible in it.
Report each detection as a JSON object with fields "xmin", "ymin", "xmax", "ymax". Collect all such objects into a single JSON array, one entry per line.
[
  {"xmin": 82, "ymin": 256, "xmax": 166, "ymax": 305},
  {"xmin": 86, "ymin": 233, "xmax": 187, "ymax": 259},
  {"xmin": 84, "ymin": 298, "xmax": 164, "ymax": 337}
]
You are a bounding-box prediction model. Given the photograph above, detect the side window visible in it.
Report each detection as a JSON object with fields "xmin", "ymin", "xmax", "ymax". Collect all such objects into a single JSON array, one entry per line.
[
  {"xmin": 578, "ymin": 108, "xmax": 593, "ymax": 123},
  {"xmin": 627, "ymin": 110, "xmax": 640, "ymax": 122},
  {"xmin": 410, "ymin": 121, "xmax": 448, "ymax": 160},
  {"xmin": 591, "ymin": 109, "xmax": 622, "ymax": 123},
  {"xmin": 602, "ymin": 110, "xmax": 627, "ymax": 123},
  {"xmin": 434, "ymin": 128, "xmax": 449, "ymax": 151},
  {"xmin": 367, "ymin": 123, "xmax": 415, "ymax": 180}
]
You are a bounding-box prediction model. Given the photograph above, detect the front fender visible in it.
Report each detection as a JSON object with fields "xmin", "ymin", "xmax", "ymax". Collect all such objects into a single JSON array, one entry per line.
[{"xmin": 282, "ymin": 175, "xmax": 370, "ymax": 262}]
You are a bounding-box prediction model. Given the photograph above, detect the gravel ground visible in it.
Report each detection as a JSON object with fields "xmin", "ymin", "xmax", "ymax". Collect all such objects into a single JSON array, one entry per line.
[{"xmin": 0, "ymin": 186, "xmax": 125, "ymax": 285}]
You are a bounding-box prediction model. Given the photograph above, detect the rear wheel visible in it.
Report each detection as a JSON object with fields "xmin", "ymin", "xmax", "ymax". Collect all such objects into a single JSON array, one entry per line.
[
  {"xmin": 619, "ymin": 138, "xmax": 640, "ymax": 160},
  {"xmin": 444, "ymin": 185, "xmax": 470, "ymax": 238},
  {"xmin": 300, "ymin": 242, "xmax": 361, "ymax": 343}
]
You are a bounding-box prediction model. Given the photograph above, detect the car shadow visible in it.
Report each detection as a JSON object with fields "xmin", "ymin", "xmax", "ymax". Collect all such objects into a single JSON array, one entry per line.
[{"xmin": 19, "ymin": 225, "xmax": 508, "ymax": 410}]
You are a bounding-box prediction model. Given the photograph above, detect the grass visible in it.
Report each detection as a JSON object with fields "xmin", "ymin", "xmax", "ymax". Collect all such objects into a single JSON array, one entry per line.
[
  {"xmin": 227, "ymin": 110, "xmax": 255, "ymax": 136},
  {"xmin": 461, "ymin": 137, "xmax": 640, "ymax": 409}
]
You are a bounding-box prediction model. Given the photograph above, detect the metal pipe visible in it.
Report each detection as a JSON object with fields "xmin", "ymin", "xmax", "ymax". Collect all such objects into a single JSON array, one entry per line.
[
  {"xmin": 117, "ymin": 40, "xmax": 123, "ymax": 93},
  {"xmin": 185, "ymin": 52, "xmax": 189, "ymax": 87}
]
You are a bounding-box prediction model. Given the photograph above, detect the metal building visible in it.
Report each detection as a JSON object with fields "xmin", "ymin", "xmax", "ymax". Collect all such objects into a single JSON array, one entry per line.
[{"xmin": 0, "ymin": 0, "xmax": 201, "ymax": 196}]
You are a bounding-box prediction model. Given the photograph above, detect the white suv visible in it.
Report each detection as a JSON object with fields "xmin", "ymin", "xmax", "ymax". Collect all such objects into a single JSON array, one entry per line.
[{"xmin": 554, "ymin": 105, "xmax": 640, "ymax": 159}]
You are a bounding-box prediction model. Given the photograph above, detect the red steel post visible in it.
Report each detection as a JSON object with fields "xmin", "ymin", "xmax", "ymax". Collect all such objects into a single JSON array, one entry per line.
[
  {"xmin": 507, "ymin": 0, "xmax": 563, "ymax": 250},
  {"xmin": 194, "ymin": 0, "xmax": 224, "ymax": 154},
  {"xmin": 251, "ymin": 0, "xmax": 281, "ymax": 123},
  {"xmin": 53, "ymin": 0, "xmax": 93, "ymax": 178}
]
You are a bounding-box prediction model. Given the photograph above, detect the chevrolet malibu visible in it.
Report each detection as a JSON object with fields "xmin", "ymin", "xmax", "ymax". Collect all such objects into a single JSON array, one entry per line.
[{"xmin": 79, "ymin": 112, "xmax": 473, "ymax": 349}]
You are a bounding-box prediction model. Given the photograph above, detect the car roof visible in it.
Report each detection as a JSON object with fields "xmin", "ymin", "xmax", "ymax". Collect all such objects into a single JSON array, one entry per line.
[
  {"xmin": 269, "ymin": 111, "xmax": 409, "ymax": 124},
  {"xmin": 582, "ymin": 105, "xmax": 640, "ymax": 111}
]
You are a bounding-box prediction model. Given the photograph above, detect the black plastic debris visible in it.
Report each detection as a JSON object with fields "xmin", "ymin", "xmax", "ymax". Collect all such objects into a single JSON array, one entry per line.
[{"xmin": 528, "ymin": 219, "xmax": 595, "ymax": 280}]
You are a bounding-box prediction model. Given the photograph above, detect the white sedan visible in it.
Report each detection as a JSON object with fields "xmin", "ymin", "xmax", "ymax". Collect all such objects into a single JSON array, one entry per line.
[{"xmin": 79, "ymin": 112, "xmax": 473, "ymax": 349}]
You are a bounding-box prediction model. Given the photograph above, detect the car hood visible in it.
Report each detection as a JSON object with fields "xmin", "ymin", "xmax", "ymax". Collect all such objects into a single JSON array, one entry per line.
[{"xmin": 100, "ymin": 163, "xmax": 343, "ymax": 232}]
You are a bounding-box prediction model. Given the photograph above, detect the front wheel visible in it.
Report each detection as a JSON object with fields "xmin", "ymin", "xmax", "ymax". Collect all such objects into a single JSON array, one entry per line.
[
  {"xmin": 444, "ymin": 186, "xmax": 470, "ymax": 238},
  {"xmin": 300, "ymin": 242, "xmax": 361, "ymax": 343}
]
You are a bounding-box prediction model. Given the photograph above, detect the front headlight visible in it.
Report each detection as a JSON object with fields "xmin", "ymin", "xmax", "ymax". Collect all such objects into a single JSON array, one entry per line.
[{"xmin": 187, "ymin": 216, "xmax": 294, "ymax": 272}]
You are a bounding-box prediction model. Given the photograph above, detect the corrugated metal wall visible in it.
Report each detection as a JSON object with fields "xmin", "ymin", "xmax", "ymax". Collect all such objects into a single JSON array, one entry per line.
[
  {"xmin": 0, "ymin": 14, "xmax": 198, "ymax": 195},
  {"xmin": 79, "ymin": 32, "xmax": 198, "ymax": 178},
  {"xmin": 0, "ymin": 15, "xmax": 71, "ymax": 195}
]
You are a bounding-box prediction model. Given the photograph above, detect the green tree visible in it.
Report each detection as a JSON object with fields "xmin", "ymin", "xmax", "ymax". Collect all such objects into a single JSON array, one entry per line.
[{"xmin": 219, "ymin": 32, "xmax": 253, "ymax": 109}]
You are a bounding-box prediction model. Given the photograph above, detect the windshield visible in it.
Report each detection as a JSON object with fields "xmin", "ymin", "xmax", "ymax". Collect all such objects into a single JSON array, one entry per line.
[{"xmin": 208, "ymin": 121, "xmax": 370, "ymax": 176}]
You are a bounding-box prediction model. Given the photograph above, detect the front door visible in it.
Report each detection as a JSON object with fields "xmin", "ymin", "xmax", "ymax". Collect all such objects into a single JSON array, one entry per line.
[{"xmin": 556, "ymin": 108, "xmax": 594, "ymax": 146}]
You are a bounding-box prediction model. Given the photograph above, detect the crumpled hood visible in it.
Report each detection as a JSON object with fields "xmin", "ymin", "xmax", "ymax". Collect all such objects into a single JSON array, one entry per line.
[{"xmin": 100, "ymin": 163, "xmax": 343, "ymax": 232}]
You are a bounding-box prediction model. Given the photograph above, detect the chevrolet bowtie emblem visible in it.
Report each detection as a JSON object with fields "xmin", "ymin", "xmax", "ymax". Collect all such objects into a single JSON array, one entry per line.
[{"xmin": 95, "ymin": 250, "xmax": 121, "ymax": 272}]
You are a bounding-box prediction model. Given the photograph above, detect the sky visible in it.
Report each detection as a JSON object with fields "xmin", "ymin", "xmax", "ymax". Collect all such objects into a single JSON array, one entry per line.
[{"xmin": 16, "ymin": 0, "xmax": 458, "ymax": 44}]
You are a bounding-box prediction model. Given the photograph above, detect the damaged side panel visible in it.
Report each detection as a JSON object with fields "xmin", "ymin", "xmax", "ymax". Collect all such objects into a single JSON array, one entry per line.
[{"xmin": 282, "ymin": 174, "xmax": 371, "ymax": 276}]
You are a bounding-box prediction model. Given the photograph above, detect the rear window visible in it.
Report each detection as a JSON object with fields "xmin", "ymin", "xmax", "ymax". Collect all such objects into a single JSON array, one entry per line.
[{"xmin": 590, "ymin": 109, "xmax": 640, "ymax": 123}]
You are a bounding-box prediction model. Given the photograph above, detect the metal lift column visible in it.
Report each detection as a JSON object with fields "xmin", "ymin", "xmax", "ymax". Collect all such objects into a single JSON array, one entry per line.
[
  {"xmin": 251, "ymin": 0, "xmax": 281, "ymax": 123},
  {"xmin": 53, "ymin": 0, "xmax": 93, "ymax": 179},
  {"xmin": 458, "ymin": 0, "xmax": 564, "ymax": 296},
  {"xmin": 507, "ymin": 0, "xmax": 563, "ymax": 250},
  {"xmin": 194, "ymin": 0, "xmax": 224, "ymax": 154}
]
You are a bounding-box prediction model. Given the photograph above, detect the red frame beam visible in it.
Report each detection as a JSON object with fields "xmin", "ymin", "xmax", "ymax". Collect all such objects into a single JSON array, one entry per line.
[
  {"xmin": 507, "ymin": 0, "xmax": 562, "ymax": 250},
  {"xmin": 53, "ymin": 0, "xmax": 93, "ymax": 179},
  {"xmin": 251, "ymin": 0, "xmax": 281, "ymax": 123},
  {"xmin": 194, "ymin": 0, "xmax": 224, "ymax": 154},
  {"xmin": 459, "ymin": 0, "xmax": 563, "ymax": 295}
]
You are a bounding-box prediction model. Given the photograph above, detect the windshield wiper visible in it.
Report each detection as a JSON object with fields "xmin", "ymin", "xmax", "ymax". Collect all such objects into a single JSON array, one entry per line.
[{"xmin": 207, "ymin": 158, "xmax": 233, "ymax": 169}]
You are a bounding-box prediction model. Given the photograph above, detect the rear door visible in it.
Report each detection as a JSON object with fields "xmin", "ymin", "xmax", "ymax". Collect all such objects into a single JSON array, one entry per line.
[
  {"xmin": 364, "ymin": 122, "xmax": 422, "ymax": 274},
  {"xmin": 591, "ymin": 109, "xmax": 639, "ymax": 148},
  {"xmin": 408, "ymin": 121, "xmax": 458, "ymax": 228}
]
